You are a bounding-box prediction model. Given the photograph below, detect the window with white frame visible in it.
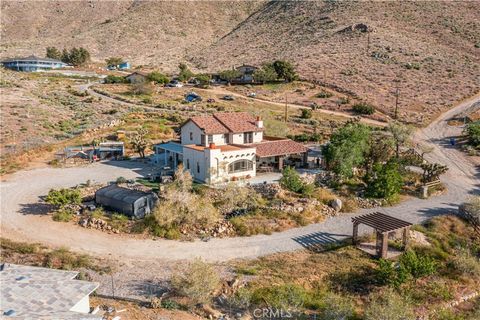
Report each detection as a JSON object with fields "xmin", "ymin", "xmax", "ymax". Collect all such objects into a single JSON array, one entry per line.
[{"xmin": 228, "ymin": 160, "xmax": 253, "ymax": 173}]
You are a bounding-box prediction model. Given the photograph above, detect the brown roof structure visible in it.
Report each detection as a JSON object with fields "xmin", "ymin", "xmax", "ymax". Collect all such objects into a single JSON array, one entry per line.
[
  {"xmin": 352, "ymin": 212, "xmax": 412, "ymax": 233},
  {"xmin": 184, "ymin": 112, "xmax": 264, "ymax": 135},
  {"xmin": 252, "ymin": 139, "xmax": 308, "ymax": 157}
]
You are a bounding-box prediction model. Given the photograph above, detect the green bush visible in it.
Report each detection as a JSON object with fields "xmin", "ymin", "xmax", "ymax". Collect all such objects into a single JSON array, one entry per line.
[
  {"xmin": 320, "ymin": 293, "xmax": 355, "ymax": 320},
  {"xmin": 147, "ymin": 71, "xmax": 170, "ymax": 84},
  {"xmin": 301, "ymin": 108, "xmax": 313, "ymax": 119},
  {"xmin": 464, "ymin": 121, "xmax": 480, "ymax": 147},
  {"xmin": 104, "ymin": 75, "xmax": 127, "ymax": 84},
  {"xmin": 52, "ymin": 207, "xmax": 75, "ymax": 222},
  {"xmin": 45, "ymin": 188, "xmax": 82, "ymax": 207},
  {"xmin": 280, "ymin": 167, "xmax": 313, "ymax": 196},
  {"xmin": 352, "ymin": 103, "xmax": 375, "ymax": 115},
  {"xmin": 366, "ymin": 160, "xmax": 403, "ymax": 200},
  {"xmin": 316, "ymin": 91, "xmax": 333, "ymax": 98},
  {"xmin": 399, "ymin": 249, "xmax": 437, "ymax": 279}
]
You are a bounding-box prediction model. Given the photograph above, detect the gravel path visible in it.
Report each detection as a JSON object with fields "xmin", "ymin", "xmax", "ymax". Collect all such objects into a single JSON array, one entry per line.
[{"xmin": 1, "ymin": 96, "xmax": 478, "ymax": 262}]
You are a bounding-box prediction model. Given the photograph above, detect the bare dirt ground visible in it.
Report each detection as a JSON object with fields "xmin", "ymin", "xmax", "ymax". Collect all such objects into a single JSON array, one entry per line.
[
  {"xmin": 1, "ymin": 96, "xmax": 478, "ymax": 263},
  {"xmin": 1, "ymin": 95, "xmax": 478, "ymax": 300}
]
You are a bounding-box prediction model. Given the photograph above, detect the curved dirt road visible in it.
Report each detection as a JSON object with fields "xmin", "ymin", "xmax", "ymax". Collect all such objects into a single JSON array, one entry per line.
[{"xmin": 1, "ymin": 96, "xmax": 478, "ymax": 262}]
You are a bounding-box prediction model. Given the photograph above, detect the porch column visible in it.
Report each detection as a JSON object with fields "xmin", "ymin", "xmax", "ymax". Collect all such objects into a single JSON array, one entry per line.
[
  {"xmin": 164, "ymin": 150, "xmax": 167, "ymax": 166},
  {"xmin": 278, "ymin": 157, "xmax": 284, "ymax": 171},
  {"xmin": 303, "ymin": 152, "xmax": 308, "ymax": 167},
  {"xmin": 352, "ymin": 222, "xmax": 359, "ymax": 245},
  {"xmin": 173, "ymin": 153, "xmax": 177, "ymax": 169}
]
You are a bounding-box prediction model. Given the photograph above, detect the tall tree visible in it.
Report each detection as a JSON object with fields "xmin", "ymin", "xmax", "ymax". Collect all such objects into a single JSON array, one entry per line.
[
  {"xmin": 388, "ymin": 122, "xmax": 414, "ymax": 158},
  {"xmin": 178, "ymin": 63, "xmax": 194, "ymax": 82},
  {"xmin": 129, "ymin": 128, "xmax": 149, "ymax": 158},
  {"xmin": 272, "ymin": 60, "xmax": 298, "ymax": 82},
  {"xmin": 46, "ymin": 47, "xmax": 62, "ymax": 60},
  {"xmin": 253, "ymin": 63, "xmax": 278, "ymax": 83},
  {"xmin": 105, "ymin": 57, "xmax": 125, "ymax": 66},
  {"xmin": 323, "ymin": 121, "xmax": 371, "ymax": 178},
  {"xmin": 219, "ymin": 69, "xmax": 241, "ymax": 84}
]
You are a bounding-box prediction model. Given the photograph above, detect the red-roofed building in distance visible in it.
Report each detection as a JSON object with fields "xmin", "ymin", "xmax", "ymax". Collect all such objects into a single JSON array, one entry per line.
[{"xmin": 153, "ymin": 112, "xmax": 308, "ymax": 184}]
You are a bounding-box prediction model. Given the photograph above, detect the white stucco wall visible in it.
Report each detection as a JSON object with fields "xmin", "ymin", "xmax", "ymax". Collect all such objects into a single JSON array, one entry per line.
[
  {"xmin": 208, "ymin": 147, "xmax": 256, "ymax": 184},
  {"xmin": 253, "ymin": 131, "xmax": 263, "ymax": 143},
  {"xmin": 181, "ymin": 121, "xmax": 204, "ymax": 145},
  {"xmin": 183, "ymin": 147, "xmax": 208, "ymax": 182}
]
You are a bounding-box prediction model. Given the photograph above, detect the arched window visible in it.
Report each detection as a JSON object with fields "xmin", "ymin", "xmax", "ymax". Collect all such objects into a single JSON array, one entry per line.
[{"xmin": 228, "ymin": 160, "xmax": 253, "ymax": 173}]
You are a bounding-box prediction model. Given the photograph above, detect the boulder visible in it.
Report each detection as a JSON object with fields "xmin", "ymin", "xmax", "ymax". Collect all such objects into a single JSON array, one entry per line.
[{"xmin": 330, "ymin": 198, "xmax": 343, "ymax": 212}]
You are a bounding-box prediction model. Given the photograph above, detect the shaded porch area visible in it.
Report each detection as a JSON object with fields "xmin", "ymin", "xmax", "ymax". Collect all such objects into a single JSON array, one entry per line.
[{"xmin": 153, "ymin": 141, "xmax": 183, "ymax": 170}]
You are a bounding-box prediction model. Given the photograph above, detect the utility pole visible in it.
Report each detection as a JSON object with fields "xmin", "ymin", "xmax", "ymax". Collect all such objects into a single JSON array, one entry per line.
[
  {"xmin": 284, "ymin": 94, "xmax": 288, "ymax": 122},
  {"xmin": 367, "ymin": 31, "xmax": 370, "ymax": 54},
  {"xmin": 394, "ymin": 82, "xmax": 400, "ymax": 120}
]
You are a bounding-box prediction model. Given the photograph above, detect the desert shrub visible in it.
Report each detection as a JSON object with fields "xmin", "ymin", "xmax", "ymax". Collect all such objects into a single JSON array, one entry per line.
[
  {"xmin": 313, "ymin": 188, "xmax": 337, "ymax": 204},
  {"xmin": 211, "ymin": 183, "xmax": 264, "ymax": 215},
  {"xmin": 45, "ymin": 188, "xmax": 81, "ymax": 207},
  {"xmin": 131, "ymin": 82, "xmax": 154, "ymax": 95},
  {"xmin": 250, "ymin": 284, "xmax": 309, "ymax": 310},
  {"xmin": 104, "ymin": 75, "xmax": 127, "ymax": 84},
  {"xmin": 115, "ymin": 176, "xmax": 127, "ymax": 184},
  {"xmin": 45, "ymin": 247, "xmax": 92, "ymax": 270},
  {"xmin": 153, "ymin": 168, "xmax": 220, "ymax": 231},
  {"xmin": 89, "ymin": 207, "xmax": 105, "ymax": 219},
  {"xmin": 340, "ymin": 197, "xmax": 358, "ymax": 213},
  {"xmin": 280, "ymin": 166, "xmax": 313, "ymax": 196},
  {"xmin": 450, "ymin": 249, "xmax": 480, "ymax": 277},
  {"xmin": 316, "ymin": 91, "xmax": 333, "ymax": 98},
  {"xmin": 376, "ymin": 259, "xmax": 408, "ymax": 288},
  {"xmin": 464, "ymin": 121, "xmax": 480, "ymax": 147},
  {"xmin": 320, "ymin": 292, "xmax": 355, "ymax": 320},
  {"xmin": 364, "ymin": 289, "xmax": 415, "ymax": 320},
  {"xmin": 400, "ymin": 249, "xmax": 437, "ymax": 279},
  {"xmin": 52, "ymin": 207, "xmax": 75, "ymax": 222},
  {"xmin": 0, "ymin": 238, "xmax": 39, "ymax": 254},
  {"xmin": 171, "ymin": 258, "xmax": 220, "ymax": 305},
  {"xmin": 301, "ymin": 108, "xmax": 313, "ymax": 119},
  {"xmin": 352, "ymin": 102, "xmax": 375, "ymax": 115}
]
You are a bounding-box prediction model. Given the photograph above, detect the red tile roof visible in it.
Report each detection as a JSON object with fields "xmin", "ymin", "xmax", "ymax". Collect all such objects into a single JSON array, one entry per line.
[
  {"xmin": 252, "ymin": 139, "xmax": 308, "ymax": 157},
  {"xmin": 184, "ymin": 112, "xmax": 263, "ymax": 134},
  {"xmin": 189, "ymin": 116, "xmax": 230, "ymax": 134},
  {"xmin": 214, "ymin": 112, "xmax": 262, "ymax": 133}
]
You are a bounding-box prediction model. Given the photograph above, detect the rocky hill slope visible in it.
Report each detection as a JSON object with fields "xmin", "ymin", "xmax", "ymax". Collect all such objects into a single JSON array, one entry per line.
[{"xmin": 1, "ymin": 1, "xmax": 479, "ymax": 123}]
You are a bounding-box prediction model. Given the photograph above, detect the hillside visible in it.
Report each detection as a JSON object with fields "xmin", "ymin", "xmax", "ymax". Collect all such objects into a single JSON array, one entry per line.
[
  {"xmin": 1, "ymin": 1, "xmax": 479, "ymax": 124},
  {"xmin": 0, "ymin": 0, "xmax": 262, "ymax": 70},
  {"xmin": 192, "ymin": 1, "xmax": 480, "ymax": 123}
]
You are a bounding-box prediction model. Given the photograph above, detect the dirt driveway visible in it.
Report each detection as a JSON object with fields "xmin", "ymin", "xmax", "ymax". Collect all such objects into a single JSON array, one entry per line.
[{"xmin": 1, "ymin": 96, "xmax": 479, "ymax": 263}]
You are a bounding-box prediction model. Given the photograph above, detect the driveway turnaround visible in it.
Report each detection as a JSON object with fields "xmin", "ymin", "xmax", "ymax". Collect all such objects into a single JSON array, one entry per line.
[{"xmin": 1, "ymin": 96, "xmax": 478, "ymax": 262}]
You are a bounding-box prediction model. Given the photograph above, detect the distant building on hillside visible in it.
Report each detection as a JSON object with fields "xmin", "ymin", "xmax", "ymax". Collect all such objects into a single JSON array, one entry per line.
[
  {"xmin": 234, "ymin": 64, "xmax": 258, "ymax": 83},
  {"xmin": 1, "ymin": 55, "xmax": 68, "ymax": 72},
  {"xmin": 1, "ymin": 263, "xmax": 100, "ymax": 319},
  {"xmin": 125, "ymin": 71, "xmax": 148, "ymax": 83}
]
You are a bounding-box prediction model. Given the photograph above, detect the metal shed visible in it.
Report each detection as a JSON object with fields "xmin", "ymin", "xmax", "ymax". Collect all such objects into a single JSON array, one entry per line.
[{"xmin": 95, "ymin": 185, "xmax": 158, "ymax": 218}]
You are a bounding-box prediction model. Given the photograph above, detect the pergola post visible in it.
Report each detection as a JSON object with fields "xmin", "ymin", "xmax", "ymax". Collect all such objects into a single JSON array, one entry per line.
[
  {"xmin": 402, "ymin": 226, "xmax": 410, "ymax": 249},
  {"xmin": 380, "ymin": 232, "xmax": 389, "ymax": 259},
  {"xmin": 352, "ymin": 222, "xmax": 359, "ymax": 245}
]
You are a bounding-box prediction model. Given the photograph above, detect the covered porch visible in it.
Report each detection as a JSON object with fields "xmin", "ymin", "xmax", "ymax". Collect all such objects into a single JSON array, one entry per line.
[
  {"xmin": 253, "ymin": 138, "xmax": 309, "ymax": 173},
  {"xmin": 153, "ymin": 141, "xmax": 183, "ymax": 170}
]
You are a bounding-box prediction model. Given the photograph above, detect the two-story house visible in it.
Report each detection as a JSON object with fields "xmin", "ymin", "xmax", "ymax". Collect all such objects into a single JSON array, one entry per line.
[{"xmin": 154, "ymin": 112, "xmax": 308, "ymax": 184}]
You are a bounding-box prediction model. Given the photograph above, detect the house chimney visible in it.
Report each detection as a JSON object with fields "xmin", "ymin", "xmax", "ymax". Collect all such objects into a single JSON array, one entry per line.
[
  {"xmin": 255, "ymin": 116, "xmax": 263, "ymax": 128},
  {"xmin": 209, "ymin": 143, "xmax": 216, "ymax": 149}
]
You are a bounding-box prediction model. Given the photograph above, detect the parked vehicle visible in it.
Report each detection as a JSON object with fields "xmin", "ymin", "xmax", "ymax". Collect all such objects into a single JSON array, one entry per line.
[
  {"xmin": 247, "ymin": 92, "xmax": 256, "ymax": 98},
  {"xmin": 185, "ymin": 92, "xmax": 202, "ymax": 102},
  {"xmin": 207, "ymin": 98, "xmax": 216, "ymax": 103},
  {"xmin": 166, "ymin": 80, "xmax": 183, "ymax": 88},
  {"xmin": 222, "ymin": 95, "xmax": 235, "ymax": 101}
]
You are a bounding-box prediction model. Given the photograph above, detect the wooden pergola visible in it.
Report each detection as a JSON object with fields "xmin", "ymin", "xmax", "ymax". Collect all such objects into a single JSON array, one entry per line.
[{"xmin": 352, "ymin": 212, "xmax": 412, "ymax": 259}]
